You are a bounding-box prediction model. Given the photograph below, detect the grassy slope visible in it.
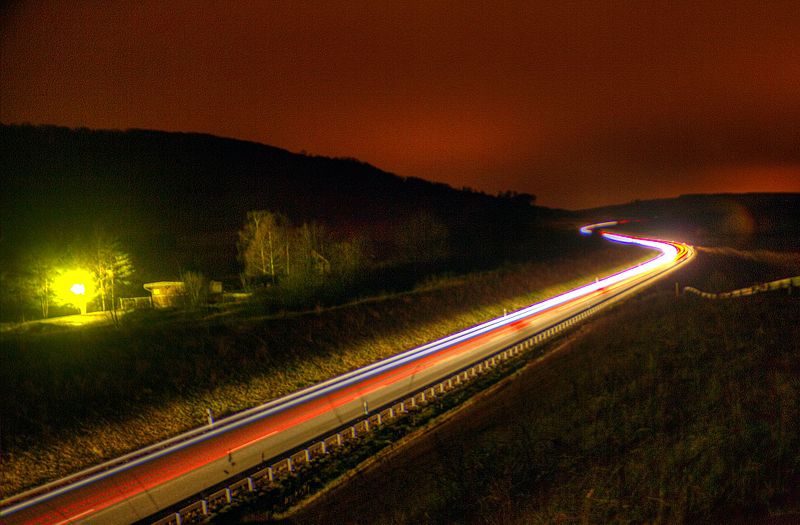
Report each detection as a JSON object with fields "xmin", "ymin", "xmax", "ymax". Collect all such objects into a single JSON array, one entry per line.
[
  {"xmin": 0, "ymin": 241, "xmax": 648, "ymax": 497},
  {"xmin": 288, "ymin": 286, "xmax": 800, "ymax": 524}
]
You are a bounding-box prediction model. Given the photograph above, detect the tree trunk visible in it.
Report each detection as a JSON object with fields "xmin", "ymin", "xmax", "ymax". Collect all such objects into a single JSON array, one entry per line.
[
  {"xmin": 268, "ymin": 230, "xmax": 276, "ymax": 285},
  {"xmin": 40, "ymin": 294, "xmax": 48, "ymax": 318}
]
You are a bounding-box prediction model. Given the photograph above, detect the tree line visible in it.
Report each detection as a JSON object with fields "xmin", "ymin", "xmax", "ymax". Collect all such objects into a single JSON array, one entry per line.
[
  {"xmin": 237, "ymin": 210, "xmax": 368, "ymax": 306},
  {"xmin": 1, "ymin": 231, "xmax": 134, "ymax": 322},
  {"xmin": 236, "ymin": 209, "xmax": 454, "ymax": 308}
]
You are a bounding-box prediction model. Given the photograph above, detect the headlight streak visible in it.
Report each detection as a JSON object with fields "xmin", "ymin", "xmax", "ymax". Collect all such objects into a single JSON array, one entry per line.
[{"xmin": 1, "ymin": 222, "xmax": 692, "ymax": 523}]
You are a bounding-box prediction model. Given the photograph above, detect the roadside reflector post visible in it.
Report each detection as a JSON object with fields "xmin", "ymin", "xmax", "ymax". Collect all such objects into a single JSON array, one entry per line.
[{"xmin": 206, "ymin": 408, "xmax": 214, "ymax": 426}]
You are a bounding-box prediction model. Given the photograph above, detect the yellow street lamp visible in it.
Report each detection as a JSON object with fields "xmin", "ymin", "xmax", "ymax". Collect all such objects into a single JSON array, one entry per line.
[
  {"xmin": 55, "ymin": 269, "xmax": 94, "ymax": 315},
  {"xmin": 70, "ymin": 282, "xmax": 88, "ymax": 314}
]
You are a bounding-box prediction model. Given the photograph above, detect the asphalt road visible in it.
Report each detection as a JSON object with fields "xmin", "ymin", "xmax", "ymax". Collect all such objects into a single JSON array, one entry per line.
[{"xmin": 0, "ymin": 223, "xmax": 693, "ymax": 525}]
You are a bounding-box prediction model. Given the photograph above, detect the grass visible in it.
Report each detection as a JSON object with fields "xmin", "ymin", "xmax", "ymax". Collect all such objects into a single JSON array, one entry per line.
[
  {"xmin": 0, "ymin": 240, "xmax": 650, "ymax": 497},
  {"xmin": 284, "ymin": 284, "xmax": 800, "ymax": 523}
]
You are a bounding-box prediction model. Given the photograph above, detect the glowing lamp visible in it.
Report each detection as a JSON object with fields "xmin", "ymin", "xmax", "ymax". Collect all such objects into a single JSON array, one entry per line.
[{"xmin": 54, "ymin": 269, "xmax": 94, "ymax": 315}]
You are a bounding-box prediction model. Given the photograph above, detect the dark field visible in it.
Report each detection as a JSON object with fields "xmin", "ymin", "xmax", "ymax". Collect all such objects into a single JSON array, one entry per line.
[{"xmin": 282, "ymin": 270, "xmax": 800, "ymax": 524}]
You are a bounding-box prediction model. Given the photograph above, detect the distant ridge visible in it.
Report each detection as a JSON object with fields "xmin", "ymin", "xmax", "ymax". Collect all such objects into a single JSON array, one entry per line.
[
  {"xmin": 577, "ymin": 192, "xmax": 800, "ymax": 247},
  {"xmin": 1, "ymin": 124, "xmax": 547, "ymax": 279}
]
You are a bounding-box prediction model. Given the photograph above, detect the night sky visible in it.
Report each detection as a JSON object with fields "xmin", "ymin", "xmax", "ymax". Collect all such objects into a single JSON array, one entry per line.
[{"xmin": 2, "ymin": 1, "xmax": 799, "ymax": 209}]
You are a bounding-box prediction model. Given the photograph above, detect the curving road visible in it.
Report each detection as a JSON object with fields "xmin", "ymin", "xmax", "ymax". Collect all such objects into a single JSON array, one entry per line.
[{"xmin": 0, "ymin": 223, "xmax": 693, "ymax": 525}]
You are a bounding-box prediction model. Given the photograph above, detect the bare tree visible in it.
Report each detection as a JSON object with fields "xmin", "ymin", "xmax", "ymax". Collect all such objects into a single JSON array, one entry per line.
[
  {"xmin": 182, "ymin": 271, "xmax": 208, "ymax": 309},
  {"xmin": 29, "ymin": 259, "xmax": 57, "ymax": 318},
  {"xmin": 238, "ymin": 210, "xmax": 289, "ymax": 286},
  {"xmin": 86, "ymin": 233, "xmax": 134, "ymax": 318},
  {"xmin": 20, "ymin": 248, "xmax": 61, "ymax": 318}
]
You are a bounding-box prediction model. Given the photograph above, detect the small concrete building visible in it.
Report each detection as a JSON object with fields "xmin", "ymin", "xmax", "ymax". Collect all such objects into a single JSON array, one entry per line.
[
  {"xmin": 143, "ymin": 280, "xmax": 224, "ymax": 308},
  {"xmin": 143, "ymin": 281, "xmax": 186, "ymax": 308}
]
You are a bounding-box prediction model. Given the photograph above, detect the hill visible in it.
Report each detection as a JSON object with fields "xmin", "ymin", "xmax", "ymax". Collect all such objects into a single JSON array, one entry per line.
[
  {"xmin": 1, "ymin": 124, "xmax": 551, "ymax": 283},
  {"xmin": 577, "ymin": 193, "xmax": 800, "ymax": 250}
]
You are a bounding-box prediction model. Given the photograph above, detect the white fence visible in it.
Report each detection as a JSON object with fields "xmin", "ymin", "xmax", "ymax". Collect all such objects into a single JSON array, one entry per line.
[{"xmin": 684, "ymin": 276, "xmax": 799, "ymax": 299}]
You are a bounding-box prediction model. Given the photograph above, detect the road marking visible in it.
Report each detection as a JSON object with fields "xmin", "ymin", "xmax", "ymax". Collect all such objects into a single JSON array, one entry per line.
[
  {"xmin": 229, "ymin": 431, "xmax": 278, "ymax": 454},
  {"xmin": 54, "ymin": 508, "xmax": 96, "ymax": 525}
]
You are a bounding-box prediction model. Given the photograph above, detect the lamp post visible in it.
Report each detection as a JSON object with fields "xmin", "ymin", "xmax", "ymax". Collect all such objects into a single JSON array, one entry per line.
[{"xmin": 70, "ymin": 282, "xmax": 87, "ymax": 315}]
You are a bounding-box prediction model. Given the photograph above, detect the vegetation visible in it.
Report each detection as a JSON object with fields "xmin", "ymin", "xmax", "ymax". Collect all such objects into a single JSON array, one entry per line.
[
  {"xmin": 181, "ymin": 271, "xmax": 209, "ymax": 310},
  {"xmin": 237, "ymin": 210, "xmax": 370, "ymax": 308},
  {"xmin": 0, "ymin": 242, "xmax": 648, "ymax": 496}
]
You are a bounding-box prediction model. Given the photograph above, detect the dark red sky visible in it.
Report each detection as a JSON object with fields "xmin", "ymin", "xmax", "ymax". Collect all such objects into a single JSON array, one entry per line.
[{"xmin": 2, "ymin": 1, "xmax": 799, "ymax": 209}]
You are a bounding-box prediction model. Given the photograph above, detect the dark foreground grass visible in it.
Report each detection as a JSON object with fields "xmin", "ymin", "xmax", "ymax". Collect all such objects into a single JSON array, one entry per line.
[{"xmin": 285, "ymin": 291, "xmax": 800, "ymax": 524}]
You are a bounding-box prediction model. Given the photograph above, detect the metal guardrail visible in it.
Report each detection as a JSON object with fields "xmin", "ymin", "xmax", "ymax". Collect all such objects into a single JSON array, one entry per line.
[
  {"xmin": 149, "ymin": 303, "xmax": 605, "ymax": 525},
  {"xmin": 684, "ymin": 276, "xmax": 800, "ymax": 299}
]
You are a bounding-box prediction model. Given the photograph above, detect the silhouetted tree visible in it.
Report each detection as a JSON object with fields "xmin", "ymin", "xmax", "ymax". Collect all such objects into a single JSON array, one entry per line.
[{"xmin": 238, "ymin": 210, "xmax": 289, "ymax": 286}]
